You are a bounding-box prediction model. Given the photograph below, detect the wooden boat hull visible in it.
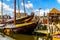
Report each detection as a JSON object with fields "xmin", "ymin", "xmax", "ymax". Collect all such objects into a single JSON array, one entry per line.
[
  {"xmin": 11, "ymin": 22, "xmax": 38, "ymax": 34},
  {"xmin": 6, "ymin": 15, "xmax": 33, "ymax": 24},
  {"xmin": 4, "ymin": 22, "xmax": 38, "ymax": 35}
]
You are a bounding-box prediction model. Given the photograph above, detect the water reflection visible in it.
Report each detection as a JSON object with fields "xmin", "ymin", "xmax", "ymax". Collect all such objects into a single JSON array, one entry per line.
[
  {"xmin": 0, "ymin": 34, "xmax": 46, "ymax": 40},
  {"xmin": 0, "ymin": 35, "xmax": 15, "ymax": 40}
]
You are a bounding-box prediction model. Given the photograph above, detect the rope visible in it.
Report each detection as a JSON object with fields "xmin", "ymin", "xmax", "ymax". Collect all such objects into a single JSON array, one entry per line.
[{"xmin": 34, "ymin": 17, "xmax": 40, "ymax": 32}]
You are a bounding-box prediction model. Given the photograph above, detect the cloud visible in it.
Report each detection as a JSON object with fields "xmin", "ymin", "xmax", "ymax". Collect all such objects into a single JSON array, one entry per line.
[
  {"xmin": 57, "ymin": 0, "xmax": 60, "ymax": 4},
  {"xmin": 0, "ymin": 1, "xmax": 24, "ymax": 17},
  {"xmin": 28, "ymin": 1, "xmax": 30, "ymax": 3},
  {"xmin": 0, "ymin": 2, "xmax": 13, "ymax": 14},
  {"xmin": 35, "ymin": 9, "xmax": 51, "ymax": 16},
  {"xmin": 21, "ymin": 1, "xmax": 33, "ymax": 9}
]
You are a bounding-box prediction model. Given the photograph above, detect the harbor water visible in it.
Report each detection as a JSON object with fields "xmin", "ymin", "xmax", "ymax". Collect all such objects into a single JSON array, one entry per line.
[
  {"xmin": 0, "ymin": 32, "xmax": 46, "ymax": 40},
  {"xmin": 0, "ymin": 34, "xmax": 44, "ymax": 40}
]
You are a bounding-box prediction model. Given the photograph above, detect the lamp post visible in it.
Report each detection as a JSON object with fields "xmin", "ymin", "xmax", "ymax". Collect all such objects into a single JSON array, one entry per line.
[
  {"xmin": 43, "ymin": 12, "xmax": 45, "ymax": 24},
  {"xmin": 39, "ymin": 8, "xmax": 41, "ymax": 23}
]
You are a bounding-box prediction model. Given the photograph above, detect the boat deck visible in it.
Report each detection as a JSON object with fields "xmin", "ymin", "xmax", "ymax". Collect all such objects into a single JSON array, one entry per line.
[{"xmin": 16, "ymin": 21, "xmax": 36, "ymax": 27}]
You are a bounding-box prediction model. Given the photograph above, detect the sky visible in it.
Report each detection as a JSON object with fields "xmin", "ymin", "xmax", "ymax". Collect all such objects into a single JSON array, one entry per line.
[{"xmin": 0, "ymin": 0, "xmax": 60, "ymax": 17}]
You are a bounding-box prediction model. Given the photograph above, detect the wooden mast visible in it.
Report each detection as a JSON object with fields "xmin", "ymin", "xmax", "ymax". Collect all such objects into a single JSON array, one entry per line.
[
  {"xmin": 18, "ymin": 0, "xmax": 21, "ymax": 18},
  {"xmin": 23, "ymin": 0, "xmax": 26, "ymax": 16},
  {"xmin": 1, "ymin": 0, "xmax": 4, "ymax": 23},
  {"xmin": 14, "ymin": 0, "xmax": 16, "ymax": 24}
]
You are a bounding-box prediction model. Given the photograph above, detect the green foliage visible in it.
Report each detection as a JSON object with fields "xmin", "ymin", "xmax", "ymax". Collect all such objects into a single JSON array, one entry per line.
[{"xmin": 40, "ymin": 25, "xmax": 47, "ymax": 30}]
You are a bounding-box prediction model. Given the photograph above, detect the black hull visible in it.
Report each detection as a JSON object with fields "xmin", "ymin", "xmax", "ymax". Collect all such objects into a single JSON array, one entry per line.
[{"xmin": 11, "ymin": 22, "xmax": 38, "ymax": 34}]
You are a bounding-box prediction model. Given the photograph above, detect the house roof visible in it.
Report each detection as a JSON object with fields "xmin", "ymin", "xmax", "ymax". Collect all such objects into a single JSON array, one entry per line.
[{"xmin": 49, "ymin": 8, "xmax": 60, "ymax": 14}]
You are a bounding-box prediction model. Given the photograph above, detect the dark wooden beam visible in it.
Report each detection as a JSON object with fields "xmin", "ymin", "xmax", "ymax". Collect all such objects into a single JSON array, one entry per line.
[{"xmin": 14, "ymin": 0, "xmax": 16, "ymax": 24}]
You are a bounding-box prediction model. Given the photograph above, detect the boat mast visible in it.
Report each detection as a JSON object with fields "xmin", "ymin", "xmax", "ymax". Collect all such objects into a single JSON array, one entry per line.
[
  {"xmin": 23, "ymin": 0, "xmax": 26, "ymax": 16},
  {"xmin": 14, "ymin": 0, "xmax": 16, "ymax": 24},
  {"xmin": 1, "ymin": 0, "xmax": 4, "ymax": 23},
  {"xmin": 18, "ymin": 0, "xmax": 21, "ymax": 18}
]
